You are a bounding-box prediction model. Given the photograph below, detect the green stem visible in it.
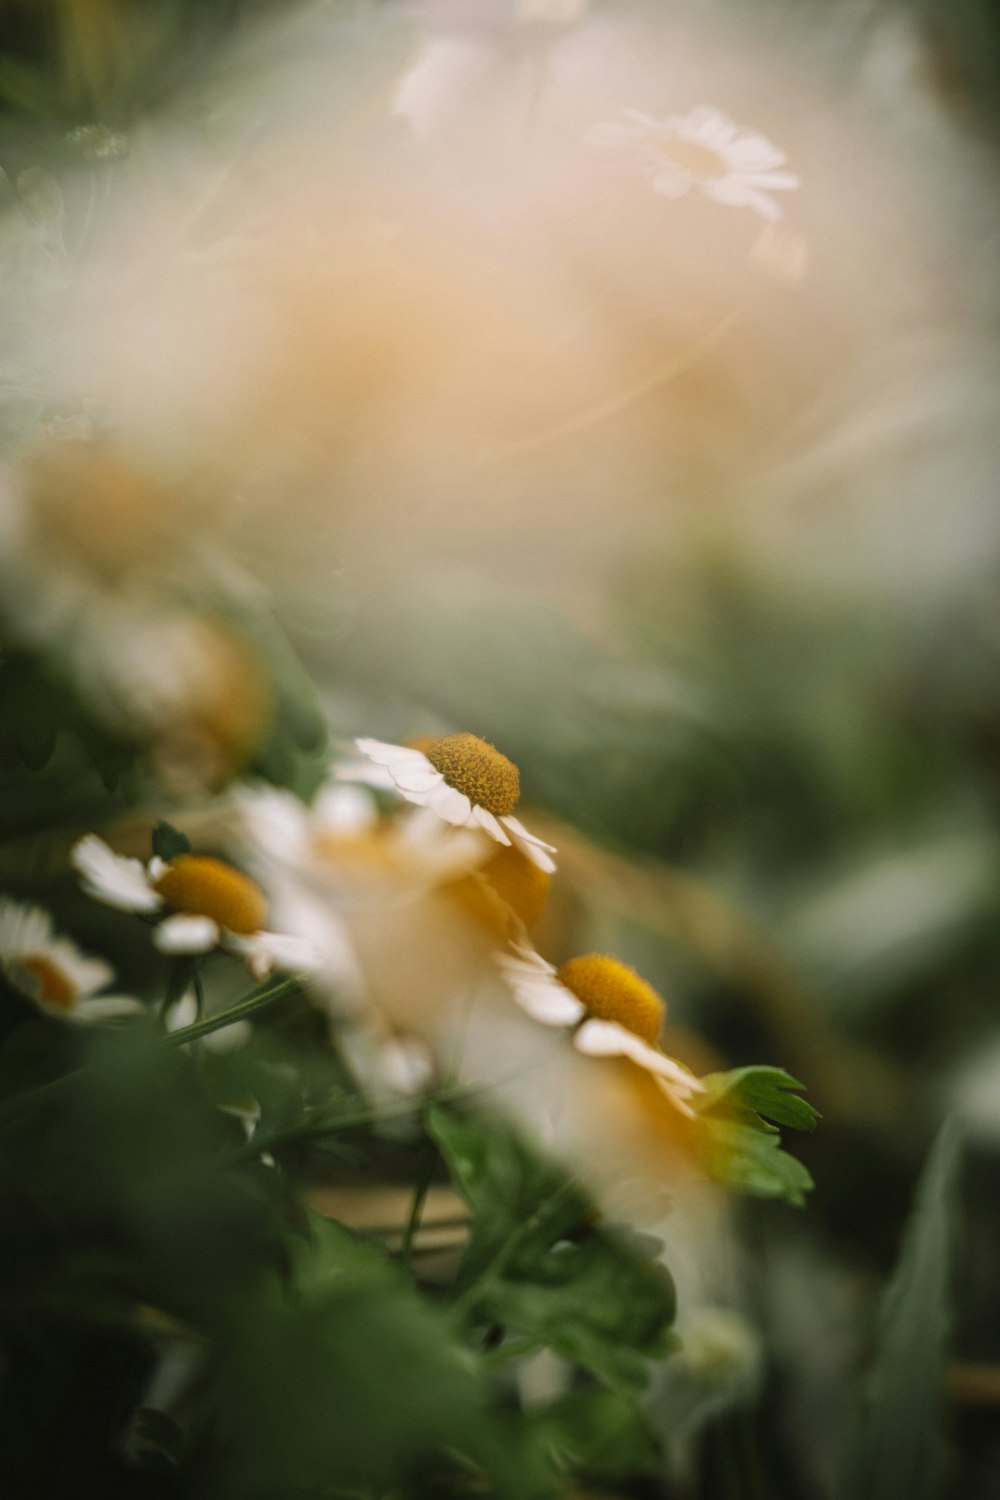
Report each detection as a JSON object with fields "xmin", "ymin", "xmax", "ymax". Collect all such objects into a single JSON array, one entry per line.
[{"xmin": 164, "ymin": 973, "xmax": 304, "ymax": 1048}]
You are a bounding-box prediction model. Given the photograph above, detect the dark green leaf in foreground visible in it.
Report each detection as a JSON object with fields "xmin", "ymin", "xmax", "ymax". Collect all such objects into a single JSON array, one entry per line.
[
  {"xmin": 216, "ymin": 1214, "xmax": 525, "ymax": 1499},
  {"xmin": 693, "ymin": 1066, "xmax": 818, "ymax": 1207},
  {"xmin": 838, "ymin": 1119, "xmax": 961, "ymax": 1500},
  {"xmin": 429, "ymin": 1103, "xmax": 677, "ymax": 1393}
]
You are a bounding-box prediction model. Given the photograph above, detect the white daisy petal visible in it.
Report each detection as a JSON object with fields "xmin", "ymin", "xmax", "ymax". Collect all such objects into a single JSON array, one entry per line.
[
  {"xmin": 73, "ymin": 994, "xmax": 145, "ymax": 1021},
  {"xmin": 651, "ymin": 1074, "xmax": 700, "ymax": 1119},
  {"xmin": 516, "ymin": 980, "xmax": 586, "ymax": 1026},
  {"xmin": 233, "ymin": 929, "xmax": 322, "ymax": 974},
  {"xmin": 0, "ymin": 899, "xmax": 53, "ymax": 954},
  {"xmin": 574, "ymin": 1019, "xmax": 705, "ymax": 1093},
  {"xmin": 153, "ymin": 913, "xmax": 220, "ymax": 954},
  {"xmin": 391, "ymin": 764, "xmax": 444, "ymax": 795},
  {"xmin": 428, "ymin": 783, "xmax": 472, "ymax": 825},
  {"xmin": 355, "ymin": 738, "xmax": 431, "ymax": 770},
  {"xmin": 499, "ymin": 815, "xmax": 557, "ymax": 873},
  {"xmin": 471, "ymin": 805, "xmax": 509, "ymax": 842},
  {"xmin": 333, "ymin": 759, "xmax": 397, "ymax": 791},
  {"xmin": 71, "ymin": 835, "xmax": 162, "ymax": 914},
  {"xmin": 45, "ymin": 940, "xmax": 115, "ymax": 999},
  {"xmin": 652, "ymin": 170, "xmax": 694, "ymax": 199}
]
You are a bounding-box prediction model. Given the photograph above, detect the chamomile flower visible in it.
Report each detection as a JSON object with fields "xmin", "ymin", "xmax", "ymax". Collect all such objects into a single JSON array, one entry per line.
[
  {"xmin": 497, "ymin": 942, "xmax": 704, "ymax": 1117},
  {"xmin": 353, "ymin": 734, "xmax": 557, "ymax": 873},
  {"xmin": 71, "ymin": 834, "xmax": 317, "ymax": 980},
  {"xmin": 588, "ymin": 105, "xmax": 799, "ymax": 222},
  {"xmin": 0, "ymin": 897, "xmax": 142, "ymax": 1023}
]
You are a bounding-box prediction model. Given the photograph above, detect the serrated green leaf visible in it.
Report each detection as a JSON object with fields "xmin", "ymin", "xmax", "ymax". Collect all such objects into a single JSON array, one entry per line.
[
  {"xmin": 838, "ymin": 1120, "xmax": 961, "ymax": 1500},
  {"xmin": 429, "ymin": 1104, "xmax": 676, "ymax": 1393},
  {"xmin": 692, "ymin": 1066, "xmax": 818, "ymax": 1206},
  {"xmin": 526, "ymin": 1385, "xmax": 663, "ymax": 1482},
  {"xmin": 697, "ymin": 1117, "xmax": 815, "ymax": 1207},
  {"xmin": 698, "ymin": 1066, "xmax": 820, "ymax": 1132}
]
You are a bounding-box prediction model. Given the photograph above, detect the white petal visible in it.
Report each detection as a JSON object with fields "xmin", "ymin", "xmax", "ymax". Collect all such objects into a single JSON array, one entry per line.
[
  {"xmin": 574, "ymin": 1020, "xmax": 705, "ymax": 1093},
  {"xmin": 355, "ymin": 738, "xmax": 431, "ymax": 770},
  {"xmin": 71, "ymin": 836, "xmax": 162, "ymax": 914},
  {"xmin": 147, "ymin": 856, "xmax": 169, "ymax": 881},
  {"xmin": 652, "ymin": 170, "xmax": 694, "ymax": 199},
  {"xmin": 725, "ymin": 134, "xmax": 787, "ymax": 171},
  {"xmin": 153, "ymin": 913, "xmax": 220, "ymax": 954},
  {"xmin": 45, "ymin": 939, "xmax": 115, "ymax": 999},
  {"xmin": 230, "ymin": 929, "xmax": 322, "ymax": 974},
  {"xmin": 652, "ymin": 1075, "xmax": 700, "ymax": 1119},
  {"xmin": 471, "ymin": 804, "xmax": 510, "ymax": 842},
  {"xmin": 428, "ymin": 783, "xmax": 472, "ymax": 825},
  {"xmin": 681, "ymin": 106, "xmax": 737, "ymax": 151},
  {"xmin": 391, "ymin": 764, "xmax": 444, "ymax": 795},
  {"xmin": 73, "ymin": 994, "xmax": 145, "ymax": 1021},
  {"xmin": 333, "ymin": 760, "xmax": 397, "ymax": 791},
  {"xmin": 166, "ymin": 991, "xmax": 198, "ymax": 1031},
  {"xmin": 0, "ymin": 898, "xmax": 53, "ymax": 956},
  {"xmin": 312, "ymin": 782, "xmax": 377, "ymax": 835},
  {"xmin": 499, "ymin": 816, "xmax": 557, "ymax": 873},
  {"xmin": 514, "ymin": 979, "xmax": 585, "ymax": 1026}
]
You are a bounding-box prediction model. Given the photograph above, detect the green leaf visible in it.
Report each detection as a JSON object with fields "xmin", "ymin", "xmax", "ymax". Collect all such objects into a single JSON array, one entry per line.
[
  {"xmin": 698, "ymin": 1067, "xmax": 820, "ymax": 1133},
  {"xmin": 692, "ymin": 1066, "xmax": 818, "ymax": 1206},
  {"xmin": 152, "ymin": 820, "xmax": 191, "ymax": 861},
  {"xmin": 838, "ymin": 1120, "xmax": 961, "ymax": 1500},
  {"xmin": 526, "ymin": 1386, "xmax": 662, "ymax": 1483},
  {"xmin": 429, "ymin": 1104, "xmax": 677, "ymax": 1393},
  {"xmin": 696, "ymin": 1118, "xmax": 815, "ymax": 1206},
  {"xmin": 217, "ymin": 1215, "xmax": 529, "ymax": 1499}
]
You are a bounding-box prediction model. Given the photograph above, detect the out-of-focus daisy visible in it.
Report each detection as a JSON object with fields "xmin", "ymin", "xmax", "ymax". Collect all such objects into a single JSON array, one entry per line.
[
  {"xmin": 71, "ymin": 834, "xmax": 317, "ymax": 980},
  {"xmin": 588, "ymin": 105, "xmax": 799, "ymax": 221},
  {"xmin": 352, "ymin": 733, "xmax": 557, "ymax": 872},
  {"xmin": 447, "ymin": 839, "xmax": 553, "ymax": 939},
  {"xmin": 497, "ymin": 942, "xmax": 704, "ymax": 1117},
  {"xmin": 0, "ymin": 897, "xmax": 142, "ymax": 1023}
]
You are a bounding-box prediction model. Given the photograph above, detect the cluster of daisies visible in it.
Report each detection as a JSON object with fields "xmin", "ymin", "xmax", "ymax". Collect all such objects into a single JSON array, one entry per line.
[{"xmin": 1, "ymin": 728, "xmax": 704, "ymax": 1122}]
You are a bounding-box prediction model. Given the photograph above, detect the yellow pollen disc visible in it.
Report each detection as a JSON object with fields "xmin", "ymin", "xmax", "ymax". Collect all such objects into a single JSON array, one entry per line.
[
  {"xmin": 17, "ymin": 956, "xmax": 77, "ymax": 1012},
  {"xmin": 483, "ymin": 843, "xmax": 550, "ymax": 929},
  {"xmin": 423, "ymin": 733, "xmax": 520, "ymax": 818},
  {"xmin": 556, "ymin": 954, "xmax": 665, "ymax": 1045},
  {"xmin": 655, "ymin": 137, "xmax": 725, "ymax": 180},
  {"xmin": 154, "ymin": 855, "xmax": 267, "ymax": 935}
]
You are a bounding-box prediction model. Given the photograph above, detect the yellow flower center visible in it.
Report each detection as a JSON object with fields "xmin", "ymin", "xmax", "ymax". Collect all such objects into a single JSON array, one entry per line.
[
  {"xmin": 556, "ymin": 954, "xmax": 665, "ymax": 1045},
  {"xmin": 483, "ymin": 843, "xmax": 550, "ymax": 928},
  {"xmin": 154, "ymin": 855, "xmax": 267, "ymax": 935},
  {"xmin": 423, "ymin": 733, "xmax": 520, "ymax": 817},
  {"xmin": 15, "ymin": 955, "xmax": 77, "ymax": 1012},
  {"xmin": 655, "ymin": 136, "xmax": 726, "ymax": 181}
]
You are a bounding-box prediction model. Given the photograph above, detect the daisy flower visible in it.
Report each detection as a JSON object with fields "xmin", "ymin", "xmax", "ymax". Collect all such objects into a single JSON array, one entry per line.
[
  {"xmin": 71, "ymin": 834, "xmax": 318, "ymax": 980},
  {"xmin": 496, "ymin": 942, "xmax": 704, "ymax": 1117},
  {"xmin": 588, "ymin": 105, "xmax": 799, "ymax": 221},
  {"xmin": 0, "ymin": 897, "xmax": 143, "ymax": 1023},
  {"xmin": 352, "ymin": 733, "xmax": 557, "ymax": 873}
]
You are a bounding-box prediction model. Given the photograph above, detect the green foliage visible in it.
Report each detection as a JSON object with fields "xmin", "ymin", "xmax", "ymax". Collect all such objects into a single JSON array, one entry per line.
[
  {"xmin": 152, "ymin": 819, "xmax": 191, "ymax": 861},
  {"xmin": 693, "ymin": 1066, "xmax": 818, "ymax": 1207},
  {"xmin": 838, "ymin": 1121, "xmax": 962, "ymax": 1500},
  {"xmin": 429, "ymin": 1103, "xmax": 677, "ymax": 1393}
]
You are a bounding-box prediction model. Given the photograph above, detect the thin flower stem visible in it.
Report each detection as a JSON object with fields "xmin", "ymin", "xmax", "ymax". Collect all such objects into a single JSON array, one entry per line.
[
  {"xmin": 482, "ymin": 301, "xmax": 745, "ymax": 463},
  {"xmin": 163, "ymin": 973, "xmax": 304, "ymax": 1048}
]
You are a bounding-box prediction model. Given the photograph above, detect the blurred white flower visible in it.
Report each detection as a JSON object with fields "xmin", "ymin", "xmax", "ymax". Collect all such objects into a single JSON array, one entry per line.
[
  {"xmin": 497, "ymin": 942, "xmax": 704, "ymax": 1116},
  {"xmin": 71, "ymin": 835, "xmax": 317, "ymax": 980},
  {"xmin": 0, "ymin": 897, "xmax": 142, "ymax": 1023},
  {"xmin": 354, "ymin": 734, "xmax": 556, "ymax": 872},
  {"xmin": 589, "ymin": 105, "xmax": 799, "ymax": 220}
]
